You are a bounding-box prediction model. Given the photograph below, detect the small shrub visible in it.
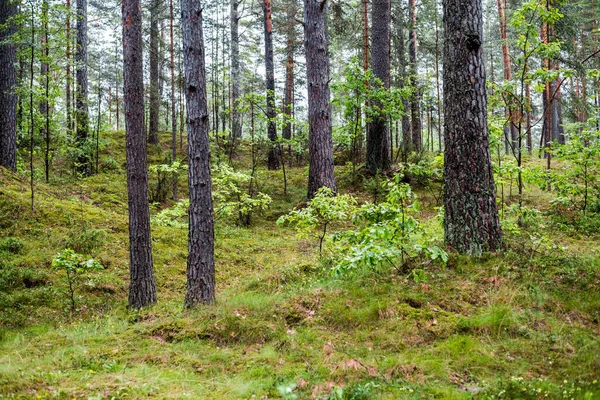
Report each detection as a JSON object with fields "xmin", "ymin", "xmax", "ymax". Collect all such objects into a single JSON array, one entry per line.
[
  {"xmin": 52, "ymin": 249, "xmax": 104, "ymax": 312},
  {"xmin": 277, "ymin": 187, "xmax": 357, "ymax": 254},
  {"xmin": 0, "ymin": 237, "xmax": 24, "ymax": 254}
]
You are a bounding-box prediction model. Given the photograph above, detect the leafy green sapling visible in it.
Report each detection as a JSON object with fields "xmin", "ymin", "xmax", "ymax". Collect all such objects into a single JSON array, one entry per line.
[{"xmin": 52, "ymin": 249, "xmax": 103, "ymax": 312}]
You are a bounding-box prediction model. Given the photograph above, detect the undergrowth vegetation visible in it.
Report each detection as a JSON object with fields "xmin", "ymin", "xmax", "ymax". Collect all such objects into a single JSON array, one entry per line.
[{"xmin": 0, "ymin": 131, "xmax": 599, "ymax": 399}]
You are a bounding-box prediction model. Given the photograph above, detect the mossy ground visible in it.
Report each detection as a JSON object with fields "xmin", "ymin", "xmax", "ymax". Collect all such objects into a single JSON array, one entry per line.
[{"xmin": 0, "ymin": 131, "xmax": 599, "ymax": 399}]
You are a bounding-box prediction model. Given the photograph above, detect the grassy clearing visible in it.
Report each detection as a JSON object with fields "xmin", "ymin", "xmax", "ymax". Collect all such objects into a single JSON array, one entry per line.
[{"xmin": 1, "ymin": 131, "xmax": 599, "ymax": 399}]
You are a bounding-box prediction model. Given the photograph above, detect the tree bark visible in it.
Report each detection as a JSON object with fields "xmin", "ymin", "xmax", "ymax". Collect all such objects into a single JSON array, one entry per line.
[
  {"xmin": 148, "ymin": 0, "xmax": 160, "ymax": 145},
  {"xmin": 443, "ymin": 0, "xmax": 501, "ymax": 255},
  {"xmin": 366, "ymin": 0, "xmax": 391, "ymax": 173},
  {"xmin": 282, "ymin": 1, "xmax": 296, "ymax": 143},
  {"xmin": 42, "ymin": 0, "xmax": 51, "ymax": 182},
  {"xmin": 408, "ymin": 0, "xmax": 421, "ymax": 151},
  {"xmin": 169, "ymin": 0, "xmax": 177, "ymax": 201},
  {"xmin": 0, "ymin": 0, "xmax": 17, "ymax": 170},
  {"xmin": 230, "ymin": 0, "xmax": 242, "ymax": 139},
  {"xmin": 76, "ymin": 0, "xmax": 90, "ymax": 175},
  {"xmin": 305, "ymin": 0, "xmax": 337, "ymax": 199},
  {"xmin": 122, "ymin": 0, "xmax": 157, "ymax": 309},
  {"xmin": 181, "ymin": 0, "xmax": 215, "ymax": 307},
  {"xmin": 263, "ymin": 0, "xmax": 279, "ymax": 170},
  {"xmin": 66, "ymin": 0, "xmax": 72, "ymax": 136}
]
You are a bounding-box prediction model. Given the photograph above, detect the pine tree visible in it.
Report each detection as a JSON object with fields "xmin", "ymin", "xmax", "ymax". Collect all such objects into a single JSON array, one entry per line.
[
  {"xmin": 181, "ymin": 0, "xmax": 215, "ymax": 307},
  {"xmin": 0, "ymin": 0, "xmax": 17, "ymax": 171},
  {"xmin": 305, "ymin": 0, "xmax": 337, "ymax": 199},
  {"xmin": 366, "ymin": 0, "xmax": 391, "ymax": 173},
  {"xmin": 122, "ymin": 0, "xmax": 157, "ymax": 308},
  {"xmin": 443, "ymin": 0, "xmax": 501, "ymax": 255}
]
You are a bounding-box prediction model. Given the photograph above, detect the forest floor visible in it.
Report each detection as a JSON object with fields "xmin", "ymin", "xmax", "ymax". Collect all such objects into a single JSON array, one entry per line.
[{"xmin": 1, "ymin": 131, "xmax": 600, "ymax": 399}]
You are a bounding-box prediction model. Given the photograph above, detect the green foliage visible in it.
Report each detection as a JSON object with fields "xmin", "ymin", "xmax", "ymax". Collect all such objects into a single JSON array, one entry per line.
[
  {"xmin": 152, "ymin": 199, "xmax": 190, "ymax": 228},
  {"xmin": 149, "ymin": 161, "xmax": 187, "ymax": 203},
  {"xmin": 212, "ymin": 163, "xmax": 272, "ymax": 226},
  {"xmin": 0, "ymin": 237, "xmax": 24, "ymax": 254},
  {"xmin": 552, "ymin": 128, "xmax": 600, "ymax": 213},
  {"xmin": 66, "ymin": 225, "xmax": 107, "ymax": 255},
  {"xmin": 51, "ymin": 249, "xmax": 103, "ymax": 312},
  {"xmin": 332, "ymin": 176, "xmax": 447, "ymax": 275},
  {"xmin": 277, "ymin": 187, "xmax": 356, "ymax": 254}
]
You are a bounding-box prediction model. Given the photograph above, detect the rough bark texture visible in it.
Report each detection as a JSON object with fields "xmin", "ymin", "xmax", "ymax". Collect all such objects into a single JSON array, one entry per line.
[
  {"xmin": 148, "ymin": 0, "xmax": 160, "ymax": 145},
  {"xmin": 443, "ymin": 0, "xmax": 501, "ymax": 255},
  {"xmin": 122, "ymin": 0, "xmax": 157, "ymax": 309},
  {"xmin": 408, "ymin": 0, "xmax": 421, "ymax": 152},
  {"xmin": 42, "ymin": 0, "xmax": 50, "ymax": 182},
  {"xmin": 76, "ymin": 0, "xmax": 89, "ymax": 175},
  {"xmin": 230, "ymin": 0, "xmax": 242, "ymax": 139},
  {"xmin": 170, "ymin": 0, "xmax": 177, "ymax": 200},
  {"xmin": 0, "ymin": 0, "xmax": 17, "ymax": 170},
  {"xmin": 282, "ymin": 1, "xmax": 296, "ymax": 142},
  {"xmin": 366, "ymin": 0, "xmax": 391, "ymax": 173},
  {"xmin": 181, "ymin": 0, "xmax": 215, "ymax": 307},
  {"xmin": 66, "ymin": 0, "xmax": 72, "ymax": 136},
  {"xmin": 263, "ymin": 0, "xmax": 279, "ymax": 170},
  {"xmin": 304, "ymin": 0, "xmax": 337, "ymax": 199}
]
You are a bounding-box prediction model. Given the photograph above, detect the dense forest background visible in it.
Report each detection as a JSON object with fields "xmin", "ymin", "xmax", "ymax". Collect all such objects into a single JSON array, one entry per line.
[{"xmin": 0, "ymin": 0, "xmax": 600, "ymax": 398}]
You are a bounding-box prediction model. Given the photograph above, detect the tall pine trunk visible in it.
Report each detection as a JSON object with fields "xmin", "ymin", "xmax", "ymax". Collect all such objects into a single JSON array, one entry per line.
[
  {"xmin": 366, "ymin": 0, "xmax": 391, "ymax": 173},
  {"xmin": 122, "ymin": 0, "xmax": 157, "ymax": 309},
  {"xmin": 76, "ymin": 0, "xmax": 89, "ymax": 175},
  {"xmin": 66, "ymin": 0, "xmax": 72, "ymax": 136},
  {"xmin": 41, "ymin": 0, "xmax": 51, "ymax": 182},
  {"xmin": 0, "ymin": 0, "xmax": 17, "ymax": 170},
  {"xmin": 181, "ymin": 0, "xmax": 215, "ymax": 307},
  {"xmin": 305, "ymin": 0, "xmax": 337, "ymax": 199},
  {"xmin": 263, "ymin": 0, "xmax": 279, "ymax": 170},
  {"xmin": 230, "ymin": 0, "xmax": 242, "ymax": 139},
  {"xmin": 169, "ymin": 0, "xmax": 177, "ymax": 200},
  {"xmin": 148, "ymin": 0, "xmax": 160, "ymax": 145},
  {"xmin": 282, "ymin": 1, "xmax": 295, "ymax": 144},
  {"xmin": 443, "ymin": 0, "xmax": 501, "ymax": 255},
  {"xmin": 408, "ymin": 0, "xmax": 421, "ymax": 151}
]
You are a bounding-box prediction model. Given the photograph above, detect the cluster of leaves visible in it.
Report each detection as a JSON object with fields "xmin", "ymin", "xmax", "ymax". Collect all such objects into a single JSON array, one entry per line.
[
  {"xmin": 51, "ymin": 249, "xmax": 103, "ymax": 312},
  {"xmin": 278, "ymin": 177, "xmax": 447, "ymax": 276},
  {"xmin": 332, "ymin": 176, "xmax": 447, "ymax": 276},
  {"xmin": 152, "ymin": 164, "xmax": 272, "ymax": 228},
  {"xmin": 331, "ymin": 57, "xmax": 408, "ymax": 149},
  {"xmin": 148, "ymin": 161, "xmax": 187, "ymax": 204},
  {"xmin": 152, "ymin": 199, "xmax": 190, "ymax": 228},
  {"xmin": 277, "ymin": 187, "xmax": 356, "ymax": 254},
  {"xmin": 551, "ymin": 128, "xmax": 600, "ymax": 213},
  {"xmin": 212, "ymin": 163, "xmax": 272, "ymax": 225}
]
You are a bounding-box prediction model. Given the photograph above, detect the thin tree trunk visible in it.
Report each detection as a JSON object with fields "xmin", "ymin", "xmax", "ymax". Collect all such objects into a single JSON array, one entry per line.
[
  {"xmin": 122, "ymin": 0, "xmax": 157, "ymax": 309},
  {"xmin": 42, "ymin": 0, "xmax": 50, "ymax": 182},
  {"xmin": 76, "ymin": 0, "xmax": 90, "ymax": 175},
  {"xmin": 264, "ymin": 0, "xmax": 279, "ymax": 170},
  {"xmin": 282, "ymin": 1, "xmax": 295, "ymax": 146},
  {"xmin": 181, "ymin": 0, "xmax": 215, "ymax": 307},
  {"xmin": 434, "ymin": 0, "xmax": 442, "ymax": 152},
  {"xmin": 148, "ymin": 0, "xmax": 160, "ymax": 145},
  {"xmin": 366, "ymin": 0, "xmax": 391, "ymax": 173},
  {"xmin": 170, "ymin": 0, "xmax": 177, "ymax": 200},
  {"xmin": 305, "ymin": 0, "xmax": 337, "ymax": 199},
  {"xmin": 230, "ymin": 0, "xmax": 242, "ymax": 139},
  {"xmin": 497, "ymin": 0, "xmax": 518, "ymax": 155},
  {"xmin": 443, "ymin": 0, "xmax": 501, "ymax": 254},
  {"xmin": 408, "ymin": 0, "xmax": 421, "ymax": 152},
  {"xmin": 66, "ymin": 0, "xmax": 72, "ymax": 136},
  {"xmin": 0, "ymin": 0, "xmax": 18, "ymax": 170}
]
